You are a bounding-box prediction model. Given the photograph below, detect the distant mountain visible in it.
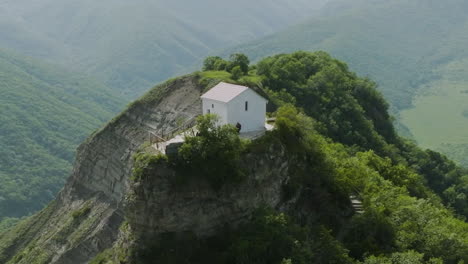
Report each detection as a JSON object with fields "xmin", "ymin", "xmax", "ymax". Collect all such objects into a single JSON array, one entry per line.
[
  {"xmin": 0, "ymin": 48, "xmax": 125, "ymax": 221},
  {"xmin": 223, "ymin": 0, "xmax": 468, "ymax": 165},
  {"xmin": 0, "ymin": 0, "xmax": 328, "ymax": 97}
]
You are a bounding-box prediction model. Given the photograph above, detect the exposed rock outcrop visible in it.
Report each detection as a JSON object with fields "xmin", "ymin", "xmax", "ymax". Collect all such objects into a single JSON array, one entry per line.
[
  {"xmin": 0, "ymin": 74, "xmax": 350, "ymax": 264},
  {"xmin": 0, "ymin": 75, "xmax": 202, "ymax": 264},
  {"xmin": 126, "ymin": 144, "xmax": 291, "ymax": 243}
]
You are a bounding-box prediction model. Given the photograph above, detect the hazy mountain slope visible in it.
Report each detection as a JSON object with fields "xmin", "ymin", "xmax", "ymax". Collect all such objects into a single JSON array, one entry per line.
[
  {"xmin": 224, "ymin": 0, "xmax": 468, "ymax": 165},
  {"xmin": 0, "ymin": 48, "xmax": 125, "ymax": 221},
  {"xmin": 0, "ymin": 0, "xmax": 328, "ymax": 97}
]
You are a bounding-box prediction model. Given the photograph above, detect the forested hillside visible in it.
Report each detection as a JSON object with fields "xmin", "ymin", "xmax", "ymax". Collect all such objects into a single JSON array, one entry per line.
[
  {"xmin": 0, "ymin": 0, "xmax": 328, "ymax": 97},
  {"xmin": 1, "ymin": 51, "xmax": 466, "ymax": 263},
  {"xmin": 225, "ymin": 0, "xmax": 468, "ymax": 166},
  {"xmin": 129, "ymin": 52, "xmax": 468, "ymax": 263},
  {"xmin": 0, "ymin": 48, "xmax": 125, "ymax": 227}
]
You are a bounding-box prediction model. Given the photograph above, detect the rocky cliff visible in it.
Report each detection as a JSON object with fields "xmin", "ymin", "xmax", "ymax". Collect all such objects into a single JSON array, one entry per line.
[
  {"xmin": 0, "ymin": 74, "xmax": 330, "ymax": 263},
  {"xmin": 126, "ymin": 143, "xmax": 291, "ymax": 241},
  {"xmin": 0, "ymin": 75, "xmax": 203, "ymax": 263},
  {"xmin": 2, "ymin": 51, "xmax": 468, "ymax": 264}
]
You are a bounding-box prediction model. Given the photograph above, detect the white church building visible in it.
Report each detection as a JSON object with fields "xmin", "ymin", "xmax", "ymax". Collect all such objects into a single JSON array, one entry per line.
[{"xmin": 201, "ymin": 82, "xmax": 268, "ymax": 132}]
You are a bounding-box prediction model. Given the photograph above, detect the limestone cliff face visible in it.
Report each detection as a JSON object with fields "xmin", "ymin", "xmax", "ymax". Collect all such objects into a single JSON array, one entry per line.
[
  {"xmin": 61, "ymin": 76, "xmax": 202, "ymax": 204},
  {"xmin": 0, "ymin": 75, "xmax": 203, "ymax": 264},
  {"xmin": 0, "ymin": 74, "xmax": 313, "ymax": 264},
  {"xmin": 126, "ymin": 144, "xmax": 292, "ymax": 244}
]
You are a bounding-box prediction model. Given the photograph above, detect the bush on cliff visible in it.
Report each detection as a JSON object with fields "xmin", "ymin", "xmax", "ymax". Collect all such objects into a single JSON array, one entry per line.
[{"xmin": 173, "ymin": 114, "xmax": 248, "ymax": 189}]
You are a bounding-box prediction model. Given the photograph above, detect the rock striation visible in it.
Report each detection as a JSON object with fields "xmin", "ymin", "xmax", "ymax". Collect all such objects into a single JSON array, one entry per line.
[
  {"xmin": 0, "ymin": 74, "xmax": 351, "ymax": 263},
  {"xmin": 0, "ymin": 75, "xmax": 203, "ymax": 263}
]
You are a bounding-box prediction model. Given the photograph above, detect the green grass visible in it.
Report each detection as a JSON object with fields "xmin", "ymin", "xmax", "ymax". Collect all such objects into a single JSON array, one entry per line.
[
  {"xmin": 198, "ymin": 70, "xmax": 264, "ymax": 89},
  {"xmin": 400, "ymin": 59, "xmax": 468, "ymax": 166},
  {"xmin": 400, "ymin": 59, "xmax": 468, "ymax": 160},
  {"xmin": 400, "ymin": 81, "xmax": 468, "ymax": 147},
  {"xmin": 71, "ymin": 202, "xmax": 92, "ymax": 219},
  {"xmin": 198, "ymin": 71, "xmax": 232, "ymax": 80}
]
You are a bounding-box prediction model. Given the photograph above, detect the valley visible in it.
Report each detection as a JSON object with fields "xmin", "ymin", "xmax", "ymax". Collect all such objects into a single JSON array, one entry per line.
[{"xmin": 224, "ymin": 0, "xmax": 468, "ymax": 166}]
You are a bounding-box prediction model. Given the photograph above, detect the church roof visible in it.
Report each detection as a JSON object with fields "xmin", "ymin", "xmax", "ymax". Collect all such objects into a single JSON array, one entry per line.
[{"xmin": 200, "ymin": 82, "xmax": 250, "ymax": 103}]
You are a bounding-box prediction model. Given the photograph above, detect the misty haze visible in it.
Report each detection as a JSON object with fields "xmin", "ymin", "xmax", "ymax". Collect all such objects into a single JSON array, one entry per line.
[{"xmin": 0, "ymin": 0, "xmax": 467, "ymax": 263}]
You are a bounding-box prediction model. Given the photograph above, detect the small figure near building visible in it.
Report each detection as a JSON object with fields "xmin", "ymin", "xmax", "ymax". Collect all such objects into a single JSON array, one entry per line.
[
  {"xmin": 200, "ymin": 82, "xmax": 268, "ymax": 132},
  {"xmin": 236, "ymin": 122, "xmax": 242, "ymax": 133}
]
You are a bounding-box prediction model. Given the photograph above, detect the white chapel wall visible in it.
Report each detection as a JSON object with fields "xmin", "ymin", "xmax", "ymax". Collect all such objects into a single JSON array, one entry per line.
[
  {"xmin": 202, "ymin": 98, "xmax": 228, "ymax": 125},
  {"xmin": 227, "ymin": 89, "xmax": 267, "ymax": 132}
]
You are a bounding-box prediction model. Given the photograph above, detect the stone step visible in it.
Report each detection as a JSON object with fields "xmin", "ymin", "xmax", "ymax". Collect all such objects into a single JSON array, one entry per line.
[{"xmin": 349, "ymin": 195, "xmax": 364, "ymax": 214}]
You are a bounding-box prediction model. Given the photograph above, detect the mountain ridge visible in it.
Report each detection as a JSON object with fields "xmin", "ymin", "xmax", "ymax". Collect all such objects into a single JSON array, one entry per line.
[
  {"xmin": 0, "ymin": 0, "xmax": 329, "ymax": 97},
  {"xmin": 221, "ymin": 0, "xmax": 468, "ymax": 166},
  {"xmin": 1, "ymin": 52, "xmax": 466, "ymax": 263}
]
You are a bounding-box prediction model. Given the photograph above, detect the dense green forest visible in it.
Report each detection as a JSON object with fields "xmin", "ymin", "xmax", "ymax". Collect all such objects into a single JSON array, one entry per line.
[
  {"xmin": 199, "ymin": 52, "xmax": 468, "ymax": 220},
  {"xmin": 0, "ymin": 0, "xmax": 327, "ymax": 97},
  {"xmin": 0, "ymin": 48, "xmax": 125, "ymax": 229},
  {"xmin": 89, "ymin": 51, "xmax": 468, "ymax": 263},
  {"xmin": 224, "ymin": 0, "xmax": 468, "ymax": 166}
]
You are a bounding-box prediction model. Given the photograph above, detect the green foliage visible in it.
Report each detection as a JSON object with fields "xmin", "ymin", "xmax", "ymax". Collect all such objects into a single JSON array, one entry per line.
[
  {"xmin": 198, "ymin": 70, "xmax": 232, "ymax": 81},
  {"xmin": 412, "ymin": 149, "xmax": 468, "ymax": 217},
  {"xmin": 89, "ymin": 249, "xmax": 114, "ymax": 264},
  {"xmin": 265, "ymin": 88, "xmax": 297, "ymax": 107},
  {"xmin": 130, "ymin": 53, "xmax": 468, "ymax": 263},
  {"xmin": 174, "ymin": 114, "xmax": 248, "ymax": 189},
  {"xmin": 362, "ymin": 251, "xmax": 443, "ymax": 264},
  {"xmin": 230, "ymin": 66, "xmax": 243, "ymax": 80},
  {"xmin": 212, "ymin": 51, "xmax": 468, "ymax": 219},
  {"xmin": 226, "ymin": 0, "xmax": 468, "ymax": 166},
  {"xmin": 0, "ymin": 201, "xmax": 58, "ymax": 263},
  {"xmin": 436, "ymin": 143, "xmax": 468, "ymax": 168},
  {"xmin": 327, "ymin": 148, "xmax": 468, "ymax": 263},
  {"xmin": 0, "ymin": 218, "xmax": 20, "ymax": 235},
  {"xmin": 203, "ymin": 56, "xmax": 228, "ymax": 71},
  {"xmin": 400, "ymin": 60, "xmax": 468, "ymax": 164},
  {"xmin": 268, "ymin": 106, "xmax": 336, "ymax": 192},
  {"xmin": 275, "ymin": 105, "xmax": 317, "ymax": 151},
  {"xmin": 131, "ymin": 152, "xmax": 168, "ymax": 182},
  {"xmin": 228, "ymin": 53, "xmax": 250, "ymax": 74},
  {"xmin": 71, "ymin": 203, "xmax": 92, "ymax": 219},
  {"xmin": 0, "ymin": 49, "xmax": 125, "ymax": 222},
  {"xmin": 256, "ymin": 51, "xmax": 395, "ymax": 152},
  {"xmin": 344, "ymin": 207, "xmax": 397, "ymax": 258},
  {"xmin": 202, "ymin": 53, "xmax": 250, "ymax": 77},
  {"xmin": 198, "ymin": 71, "xmax": 234, "ymax": 90},
  {"xmin": 356, "ymin": 151, "xmax": 431, "ymax": 198},
  {"xmin": 2, "ymin": 48, "xmax": 468, "ymax": 263},
  {"xmin": 138, "ymin": 209, "xmax": 354, "ymax": 264},
  {"xmin": 266, "ymin": 104, "xmax": 468, "ymax": 263},
  {"xmin": 200, "ymin": 51, "xmax": 468, "ymax": 219}
]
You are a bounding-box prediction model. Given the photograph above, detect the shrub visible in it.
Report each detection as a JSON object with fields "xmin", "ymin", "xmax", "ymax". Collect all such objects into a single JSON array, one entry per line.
[
  {"xmin": 137, "ymin": 208, "xmax": 354, "ymax": 264},
  {"xmin": 231, "ymin": 66, "xmax": 243, "ymax": 80},
  {"xmin": 228, "ymin": 53, "xmax": 250, "ymax": 74},
  {"xmin": 174, "ymin": 114, "xmax": 248, "ymax": 189},
  {"xmin": 132, "ymin": 152, "xmax": 168, "ymax": 181},
  {"xmin": 71, "ymin": 202, "xmax": 92, "ymax": 219},
  {"xmin": 203, "ymin": 56, "xmax": 228, "ymax": 71}
]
